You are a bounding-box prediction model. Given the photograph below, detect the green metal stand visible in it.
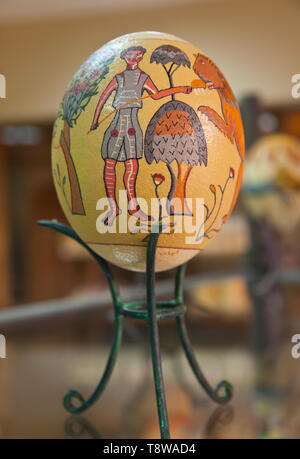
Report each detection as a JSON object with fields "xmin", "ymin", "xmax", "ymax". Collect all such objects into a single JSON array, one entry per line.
[{"xmin": 38, "ymin": 220, "xmax": 233, "ymax": 439}]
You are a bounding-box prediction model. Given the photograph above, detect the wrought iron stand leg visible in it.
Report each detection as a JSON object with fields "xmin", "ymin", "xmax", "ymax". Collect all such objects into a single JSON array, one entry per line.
[
  {"xmin": 175, "ymin": 265, "xmax": 233, "ymax": 405},
  {"xmin": 146, "ymin": 233, "xmax": 170, "ymax": 439},
  {"xmin": 38, "ymin": 220, "xmax": 124, "ymax": 415},
  {"xmin": 174, "ymin": 263, "xmax": 187, "ymax": 304},
  {"xmin": 64, "ymin": 306, "xmax": 123, "ymax": 414}
]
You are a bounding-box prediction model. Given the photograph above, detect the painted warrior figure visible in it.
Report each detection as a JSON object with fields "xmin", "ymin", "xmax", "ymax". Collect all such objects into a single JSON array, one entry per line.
[{"xmin": 91, "ymin": 46, "xmax": 191, "ymax": 226}]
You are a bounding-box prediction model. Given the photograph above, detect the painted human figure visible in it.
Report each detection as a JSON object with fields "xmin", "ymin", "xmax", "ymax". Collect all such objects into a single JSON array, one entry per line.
[{"xmin": 91, "ymin": 46, "xmax": 191, "ymax": 226}]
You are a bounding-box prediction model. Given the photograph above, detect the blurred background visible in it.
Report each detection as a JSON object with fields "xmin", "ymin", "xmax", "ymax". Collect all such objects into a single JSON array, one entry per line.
[{"xmin": 0, "ymin": 0, "xmax": 300, "ymax": 439}]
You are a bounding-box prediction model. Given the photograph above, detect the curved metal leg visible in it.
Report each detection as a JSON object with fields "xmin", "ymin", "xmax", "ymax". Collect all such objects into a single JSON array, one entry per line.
[
  {"xmin": 176, "ymin": 316, "xmax": 232, "ymax": 404},
  {"xmin": 174, "ymin": 264, "xmax": 233, "ymax": 404},
  {"xmin": 63, "ymin": 309, "xmax": 123, "ymax": 414},
  {"xmin": 146, "ymin": 233, "xmax": 170, "ymax": 439},
  {"xmin": 38, "ymin": 220, "xmax": 124, "ymax": 414},
  {"xmin": 174, "ymin": 263, "xmax": 187, "ymax": 304}
]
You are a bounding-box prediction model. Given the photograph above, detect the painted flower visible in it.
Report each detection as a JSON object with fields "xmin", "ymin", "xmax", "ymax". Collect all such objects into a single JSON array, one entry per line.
[
  {"xmin": 152, "ymin": 173, "xmax": 165, "ymax": 186},
  {"xmin": 209, "ymin": 184, "xmax": 216, "ymax": 194},
  {"xmin": 74, "ymin": 80, "xmax": 88, "ymax": 94},
  {"xmin": 229, "ymin": 167, "xmax": 235, "ymax": 178},
  {"xmin": 90, "ymin": 69, "xmax": 102, "ymax": 79}
]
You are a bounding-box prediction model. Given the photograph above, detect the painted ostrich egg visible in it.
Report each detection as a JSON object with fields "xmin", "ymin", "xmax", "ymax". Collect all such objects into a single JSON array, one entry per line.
[
  {"xmin": 52, "ymin": 31, "xmax": 244, "ymax": 272},
  {"xmin": 243, "ymin": 133, "xmax": 300, "ymax": 233}
]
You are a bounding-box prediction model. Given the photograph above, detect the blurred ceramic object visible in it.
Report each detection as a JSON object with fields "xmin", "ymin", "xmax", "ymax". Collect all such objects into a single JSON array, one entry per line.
[{"xmin": 243, "ymin": 133, "xmax": 300, "ymax": 233}]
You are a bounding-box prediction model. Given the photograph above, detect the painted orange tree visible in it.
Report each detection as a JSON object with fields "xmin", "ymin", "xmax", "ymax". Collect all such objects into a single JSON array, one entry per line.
[
  {"xmin": 56, "ymin": 50, "xmax": 115, "ymax": 215},
  {"xmin": 145, "ymin": 45, "xmax": 207, "ymax": 216}
]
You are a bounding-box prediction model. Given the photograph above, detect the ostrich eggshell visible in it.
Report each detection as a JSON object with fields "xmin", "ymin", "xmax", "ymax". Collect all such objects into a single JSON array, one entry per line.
[{"xmin": 52, "ymin": 31, "xmax": 244, "ymax": 272}]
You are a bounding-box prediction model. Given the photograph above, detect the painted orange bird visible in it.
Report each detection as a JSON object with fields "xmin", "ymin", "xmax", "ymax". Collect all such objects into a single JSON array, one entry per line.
[{"xmin": 192, "ymin": 54, "xmax": 245, "ymax": 219}]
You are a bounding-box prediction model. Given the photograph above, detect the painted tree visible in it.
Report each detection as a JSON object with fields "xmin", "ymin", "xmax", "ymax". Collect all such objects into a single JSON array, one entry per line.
[
  {"xmin": 150, "ymin": 45, "xmax": 190, "ymax": 100},
  {"xmin": 56, "ymin": 49, "xmax": 115, "ymax": 215},
  {"xmin": 145, "ymin": 45, "xmax": 207, "ymax": 215}
]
